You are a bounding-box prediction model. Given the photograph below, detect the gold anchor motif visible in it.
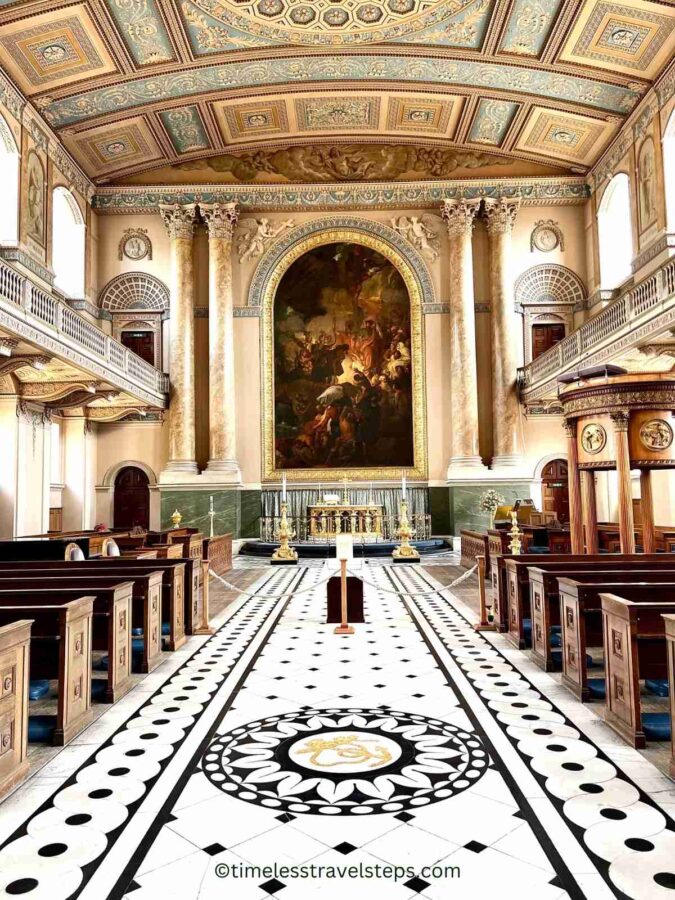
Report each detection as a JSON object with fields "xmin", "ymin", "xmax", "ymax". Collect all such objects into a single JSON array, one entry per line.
[{"xmin": 296, "ymin": 734, "xmax": 393, "ymax": 769}]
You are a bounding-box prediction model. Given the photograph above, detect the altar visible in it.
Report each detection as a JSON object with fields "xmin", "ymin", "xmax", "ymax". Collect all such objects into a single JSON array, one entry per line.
[{"xmin": 308, "ymin": 505, "xmax": 384, "ymax": 537}]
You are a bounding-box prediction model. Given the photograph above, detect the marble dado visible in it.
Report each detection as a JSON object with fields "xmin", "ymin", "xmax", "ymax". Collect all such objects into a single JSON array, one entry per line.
[{"xmin": 159, "ymin": 488, "xmax": 261, "ymax": 538}]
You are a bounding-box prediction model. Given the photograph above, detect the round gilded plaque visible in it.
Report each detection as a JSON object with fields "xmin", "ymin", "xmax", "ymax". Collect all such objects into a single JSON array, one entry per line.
[
  {"xmin": 639, "ymin": 418, "xmax": 673, "ymax": 451},
  {"xmin": 580, "ymin": 423, "xmax": 607, "ymax": 455}
]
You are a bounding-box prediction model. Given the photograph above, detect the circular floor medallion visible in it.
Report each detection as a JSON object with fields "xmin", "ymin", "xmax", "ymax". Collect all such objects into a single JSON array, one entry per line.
[{"xmin": 202, "ymin": 708, "xmax": 488, "ymax": 815}]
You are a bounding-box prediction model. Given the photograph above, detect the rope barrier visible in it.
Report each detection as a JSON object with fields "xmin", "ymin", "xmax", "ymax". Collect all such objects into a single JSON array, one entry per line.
[{"xmin": 210, "ymin": 560, "xmax": 477, "ymax": 601}]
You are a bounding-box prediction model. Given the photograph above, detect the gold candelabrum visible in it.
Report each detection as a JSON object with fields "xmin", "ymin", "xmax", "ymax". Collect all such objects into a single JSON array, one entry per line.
[
  {"xmin": 509, "ymin": 510, "xmax": 523, "ymax": 555},
  {"xmin": 392, "ymin": 499, "xmax": 420, "ymax": 562},
  {"xmin": 271, "ymin": 501, "xmax": 299, "ymax": 565},
  {"xmin": 171, "ymin": 509, "xmax": 182, "ymax": 529}
]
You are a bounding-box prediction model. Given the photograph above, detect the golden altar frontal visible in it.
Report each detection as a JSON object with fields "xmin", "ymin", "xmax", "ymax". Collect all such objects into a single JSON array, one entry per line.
[{"xmin": 308, "ymin": 505, "xmax": 384, "ymax": 536}]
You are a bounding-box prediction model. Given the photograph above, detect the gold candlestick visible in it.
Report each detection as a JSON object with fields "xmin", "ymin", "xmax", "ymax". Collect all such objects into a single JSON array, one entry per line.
[
  {"xmin": 271, "ymin": 501, "xmax": 298, "ymax": 565},
  {"xmin": 171, "ymin": 509, "xmax": 182, "ymax": 529},
  {"xmin": 509, "ymin": 510, "xmax": 523, "ymax": 555},
  {"xmin": 392, "ymin": 499, "xmax": 420, "ymax": 563}
]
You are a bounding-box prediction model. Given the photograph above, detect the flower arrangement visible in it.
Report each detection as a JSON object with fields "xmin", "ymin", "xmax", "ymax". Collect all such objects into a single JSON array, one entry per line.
[{"xmin": 479, "ymin": 489, "xmax": 505, "ymax": 527}]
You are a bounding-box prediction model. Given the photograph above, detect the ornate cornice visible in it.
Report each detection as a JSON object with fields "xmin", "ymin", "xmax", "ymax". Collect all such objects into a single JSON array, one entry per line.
[
  {"xmin": 159, "ymin": 203, "xmax": 199, "ymax": 239},
  {"xmin": 484, "ymin": 196, "xmax": 520, "ymax": 234},
  {"xmin": 201, "ymin": 202, "xmax": 239, "ymax": 240},
  {"xmin": 632, "ymin": 233, "xmax": 675, "ymax": 274},
  {"xmin": 93, "ymin": 177, "xmax": 589, "ymax": 214},
  {"xmin": 0, "ymin": 247, "xmax": 54, "ymax": 286},
  {"xmin": 441, "ymin": 198, "xmax": 480, "ymax": 237}
]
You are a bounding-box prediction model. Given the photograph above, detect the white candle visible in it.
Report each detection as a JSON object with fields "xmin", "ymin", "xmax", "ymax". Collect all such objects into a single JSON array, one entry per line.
[
  {"xmin": 282, "ymin": 473, "xmax": 287, "ymax": 502},
  {"xmin": 402, "ymin": 474, "xmax": 407, "ymax": 500},
  {"xmin": 209, "ymin": 495, "xmax": 213, "ymax": 513}
]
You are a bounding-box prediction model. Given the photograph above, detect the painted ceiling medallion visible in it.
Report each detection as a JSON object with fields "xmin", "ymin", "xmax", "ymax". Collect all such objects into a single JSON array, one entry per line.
[
  {"xmin": 185, "ymin": 0, "xmax": 478, "ymax": 44},
  {"xmin": 581, "ymin": 422, "xmax": 607, "ymax": 454},
  {"xmin": 202, "ymin": 708, "xmax": 488, "ymax": 814}
]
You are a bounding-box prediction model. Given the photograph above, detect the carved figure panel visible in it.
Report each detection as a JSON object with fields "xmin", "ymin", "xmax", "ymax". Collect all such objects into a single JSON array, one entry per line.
[
  {"xmin": 637, "ymin": 135, "xmax": 657, "ymax": 232},
  {"xmin": 25, "ymin": 151, "xmax": 45, "ymax": 247}
]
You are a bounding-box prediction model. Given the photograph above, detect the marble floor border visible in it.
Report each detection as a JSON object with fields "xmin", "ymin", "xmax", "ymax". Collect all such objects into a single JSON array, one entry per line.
[{"xmin": 392, "ymin": 566, "xmax": 675, "ymax": 900}]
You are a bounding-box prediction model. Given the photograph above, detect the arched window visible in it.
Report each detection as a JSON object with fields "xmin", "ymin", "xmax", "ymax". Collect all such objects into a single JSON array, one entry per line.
[
  {"xmin": 664, "ymin": 109, "xmax": 675, "ymax": 232},
  {"xmin": 52, "ymin": 187, "xmax": 85, "ymax": 298},
  {"xmin": 0, "ymin": 114, "xmax": 19, "ymax": 244},
  {"xmin": 597, "ymin": 173, "xmax": 633, "ymax": 290}
]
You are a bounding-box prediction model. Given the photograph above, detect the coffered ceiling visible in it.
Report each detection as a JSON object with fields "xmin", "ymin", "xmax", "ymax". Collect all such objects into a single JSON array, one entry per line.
[{"xmin": 0, "ymin": 0, "xmax": 673, "ymax": 183}]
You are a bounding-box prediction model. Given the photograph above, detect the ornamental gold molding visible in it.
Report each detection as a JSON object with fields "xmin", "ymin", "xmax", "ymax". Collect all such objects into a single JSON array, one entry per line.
[
  {"xmin": 260, "ymin": 227, "xmax": 428, "ymax": 483},
  {"xmin": 562, "ymin": 388, "xmax": 675, "ymax": 417}
]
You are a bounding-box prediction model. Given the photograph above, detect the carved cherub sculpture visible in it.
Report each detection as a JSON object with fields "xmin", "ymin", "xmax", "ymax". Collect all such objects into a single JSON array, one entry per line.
[
  {"xmin": 390, "ymin": 215, "xmax": 440, "ymax": 261},
  {"xmin": 237, "ymin": 218, "xmax": 294, "ymax": 262}
]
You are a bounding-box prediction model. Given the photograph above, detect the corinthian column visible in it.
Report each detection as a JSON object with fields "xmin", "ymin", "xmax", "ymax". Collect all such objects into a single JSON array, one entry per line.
[
  {"xmin": 484, "ymin": 197, "xmax": 523, "ymax": 468},
  {"xmin": 441, "ymin": 198, "xmax": 484, "ymax": 473},
  {"xmin": 159, "ymin": 203, "xmax": 199, "ymax": 475},
  {"xmin": 200, "ymin": 202, "xmax": 241, "ymax": 481}
]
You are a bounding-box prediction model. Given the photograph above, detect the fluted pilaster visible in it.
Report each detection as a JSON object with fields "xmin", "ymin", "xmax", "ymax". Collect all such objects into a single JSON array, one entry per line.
[
  {"xmin": 563, "ymin": 420, "xmax": 584, "ymax": 554},
  {"xmin": 484, "ymin": 197, "xmax": 523, "ymax": 468},
  {"xmin": 159, "ymin": 203, "xmax": 198, "ymax": 474},
  {"xmin": 611, "ymin": 410, "xmax": 636, "ymax": 553},
  {"xmin": 201, "ymin": 202, "xmax": 241, "ymax": 482},
  {"xmin": 441, "ymin": 198, "xmax": 484, "ymax": 473}
]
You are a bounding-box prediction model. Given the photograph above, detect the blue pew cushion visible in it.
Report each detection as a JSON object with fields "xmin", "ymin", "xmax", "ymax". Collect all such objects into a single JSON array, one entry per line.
[
  {"xmin": 551, "ymin": 632, "xmax": 562, "ymax": 648},
  {"xmin": 587, "ymin": 678, "xmax": 606, "ymax": 699},
  {"xmin": 91, "ymin": 679, "xmax": 108, "ymax": 701},
  {"xmin": 645, "ymin": 679, "xmax": 669, "ymax": 698},
  {"xmin": 642, "ymin": 713, "xmax": 671, "ymax": 742},
  {"xmin": 132, "ymin": 638, "xmax": 145, "ymax": 653},
  {"xmin": 132, "ymin": 627, "xmax": 144, "ymax": 636},
  {"xmin": 28, "ymin": 680, "xmax": 50, "ymax": 701},
  {"xmin": 28, "ymin": 715, "xmax": 56, "ymax": 742},
  {"xmin": 523, "ymin": 618, "xmax": 532, "ymax": 635},
  {"xmin": 162, "ymin": 622, "xmax": 170, "ymax": 636}
]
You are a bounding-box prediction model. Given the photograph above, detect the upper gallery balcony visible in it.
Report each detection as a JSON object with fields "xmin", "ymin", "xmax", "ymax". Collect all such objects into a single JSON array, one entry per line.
[
  {"xmin": 0, "ymin": 258, "xmax": 168, "ymax": 412},
  {"xmin": 519, "ymin": 255, "xmax": 675, "ymax": 405}
]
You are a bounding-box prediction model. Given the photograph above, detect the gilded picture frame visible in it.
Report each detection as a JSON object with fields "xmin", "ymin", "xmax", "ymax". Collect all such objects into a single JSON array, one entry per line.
[{"xmin": 261, "ymin": 228, "xmax": 428, "ymax": 483}]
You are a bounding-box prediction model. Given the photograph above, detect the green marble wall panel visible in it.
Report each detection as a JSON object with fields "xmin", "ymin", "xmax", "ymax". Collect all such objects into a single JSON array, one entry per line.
[
  {"xmin": 160, "ymin": 490, "xmax": 241, "ymax": 536},
  {"xmin": 428, "ymin": 487, "xmax": 451, "ymax": 535},
  {"xmin": 240, "ymin": 490, "xmax": 262, "ymax": 539},
  {"xmin": 449, "ymin": 482, "xmax": 528, "ymax": 534}
]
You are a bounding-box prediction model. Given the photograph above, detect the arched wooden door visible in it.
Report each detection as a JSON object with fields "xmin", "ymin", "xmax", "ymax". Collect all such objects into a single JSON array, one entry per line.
[
  {"xmin": 113, "ymin": 466, "xmax": 150, "ymax": 529},
  {"xmin": 541, "ymin": 458, "xmax": 569, "ymax": 524}
]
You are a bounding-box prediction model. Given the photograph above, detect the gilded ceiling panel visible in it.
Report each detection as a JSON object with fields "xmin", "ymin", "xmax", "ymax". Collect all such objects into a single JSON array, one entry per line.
[
  {"xmin": 499, "ymin": 0, "xmax": 564, "ymax": 56},
  {"xmin": 159, "ymin": 105, "xmax": 211, "ymax": 152},
  {"xmin": 103, "ymin": 0, "xmax": 176, "ymax": 66},
  {"xmin": 468, "ymin": 98, "xmax": 519, "ymax": 145},
  {"xmin": 516, "ymin": 107, "xmax": 613, "ymax": 164},
  {"xmin": 65, "ymin": 115, "xmax": 163, "ymax": 175},
  {"xmin": 0, "ymin": 5, "xmax": 117, "ymax": 93}
]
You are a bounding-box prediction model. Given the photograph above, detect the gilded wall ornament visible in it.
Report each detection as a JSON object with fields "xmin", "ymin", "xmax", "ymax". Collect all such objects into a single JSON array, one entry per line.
[
  {"xmin": 530, "ymin": 219, "xmax": 564, "ymax": 252},
  {"xmin": 580, "ymin": 423, "xmax": 607, "ymax": 453},
  {"xmin": 390, "ymin": 215, "xmax": 440, "ymax": 261},
  {"xmin": 118, "ymin": 228, "xmax": 152, "ymax": 261},
  {"xmin": 639, "ymin": 418, "xmax": 673, "ymax": 450}
]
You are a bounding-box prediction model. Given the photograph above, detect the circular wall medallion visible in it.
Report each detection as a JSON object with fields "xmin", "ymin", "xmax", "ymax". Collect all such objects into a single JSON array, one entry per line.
[
  {"xmin": 202, "ymin": 708, "xmax": 488, "ymax": 815},
  {"xmin": 581, "ymin": 423, "xmax": 607, "ymax": 455},
  {"xmin": 118, "ymin": 230, "xmax": 152, "ymax": 262},
  {"xmin": 639, "ymin": 418, "xmax": 673, "ymax": 451}
]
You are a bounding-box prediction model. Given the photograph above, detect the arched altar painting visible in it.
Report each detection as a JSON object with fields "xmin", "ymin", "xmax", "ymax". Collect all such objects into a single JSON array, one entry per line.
[{"xmin": 273, "ymin": 242, "xmax": 414, "ymax": 470}]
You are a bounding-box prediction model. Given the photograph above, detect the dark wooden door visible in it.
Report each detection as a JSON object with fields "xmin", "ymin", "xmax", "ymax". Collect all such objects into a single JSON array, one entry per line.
[
  {"xmin": 532, "ymin": 323, "xmax": 565, "ymax": 360},
  {"xmin": 114, "ymin": 466, "xmax": 150, "ymax": 529},
  {"xmin": 121, "ymin": 331, "xmax": 154, "ymax": 365},
  {"xmin": 541, "ymin": 459, "xmax": 569, "ymax": 524}
]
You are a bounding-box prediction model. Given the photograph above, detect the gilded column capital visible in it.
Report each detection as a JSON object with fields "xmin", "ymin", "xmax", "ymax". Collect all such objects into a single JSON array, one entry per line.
[
  {"xmin": 484, "ymin": 197, "xmax": 520, "ymax": 235},
  {"xmin": 201, "ymin": 202, "xmax": 239, "ymax": 240},
  {"xmin": 159, "ymin": 203, "xmax": 198, "ymax": 240},
  {"xmin": 610, "ymin": 410, "xmax": 631, "ymax": 432},
  {"xmin": 441, "ymin": 198, "xmax": 481, "ymax": 238}
]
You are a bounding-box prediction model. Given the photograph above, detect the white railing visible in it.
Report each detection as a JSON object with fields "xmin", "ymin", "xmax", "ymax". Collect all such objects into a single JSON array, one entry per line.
[
  {"xmin": 519, "ymin": 255, "xmax": 675, "ymax": 394},
  {"xmin": 0, "ymin": 259, "xmax": 167, "ymax": 399}
]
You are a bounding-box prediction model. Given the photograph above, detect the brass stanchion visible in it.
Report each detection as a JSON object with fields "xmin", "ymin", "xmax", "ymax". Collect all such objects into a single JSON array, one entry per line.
[
  {"xmin": 334, "ymin": 558, "xmax": 355, "ymax": 635},
  {"xmin": 474, "ymin": 554, "xmax": 496, "ymax": 631}
]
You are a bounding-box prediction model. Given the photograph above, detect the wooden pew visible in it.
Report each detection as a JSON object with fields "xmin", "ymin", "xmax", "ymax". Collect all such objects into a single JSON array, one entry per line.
[
  {"xmin": 0, "ymin": 560, "xmax": 186, "ymax": 652},
  {"xmin": 460, "ymin": 530, "xmax": 490, "ymax": 573},
  {"xmin": 0, "ymin": 538, "xmax": 89, "ymax": 561},
  {"xmin": 601, "ymin": 590, "xmax": 675, "ymax": 748},
  {"xmin": 0, "ymin": 596, "xmax": 93, "ymax": 745},
  {"xmin": 502, "ymin": 554, "xmax": 673, "ymax": 647},
  {"xmin": 529, "ymin": 565, "xmax": 675, "ymax": 671},
  {"xmin": 560, "ymin": 577, "xmax": 675, "ymax": 701},
  {"xmin": 0, "ymin": 620, "xmax": 31, "ymax": 796},
  {"xmin": 0, "ymin": 573, "xmax": 162, "ymax": 674},
  {"xmin": 664, "ymin": 614, "xmax": 675, "ymax": 778},
  {"xmin": 203, "ymin": 534, "xmax": 232, "ymax": 577},
  {"xmin": 0, "ymin": 583, "xmax": 132, "ymax": 704}
]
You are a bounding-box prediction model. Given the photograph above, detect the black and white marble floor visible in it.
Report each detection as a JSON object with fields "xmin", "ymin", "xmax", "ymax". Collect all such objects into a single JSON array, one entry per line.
[{"xmin": 1, "ymin": 561, "xmax": 674, "ymax": 900}]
